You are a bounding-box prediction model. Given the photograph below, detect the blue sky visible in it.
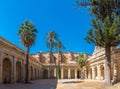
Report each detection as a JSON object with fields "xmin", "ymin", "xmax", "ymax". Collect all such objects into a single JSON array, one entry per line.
[{"xmin": 0, "ymin": 0, "xmax": 94, "ymax": 54}]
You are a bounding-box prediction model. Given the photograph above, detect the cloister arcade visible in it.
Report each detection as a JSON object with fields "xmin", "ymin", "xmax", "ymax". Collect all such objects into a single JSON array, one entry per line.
[
  {"xmin": 82, "ymin": 47, "xmax": 120, "ymax": 83},
  {"xmin": 1, "ymin": 37, "xmax": 120, "ymax": 85},
  {"xmin": 42, "ymin": 65, "xmax": 80, "ymax": 79},
  {"xmin": 0, "ymin": 37, "xmax": 42, "ymax": 84}
]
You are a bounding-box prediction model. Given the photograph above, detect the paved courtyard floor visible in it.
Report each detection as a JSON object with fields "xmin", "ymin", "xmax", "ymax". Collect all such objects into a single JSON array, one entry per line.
[{"xmin": 0, "ymin": 79, "xmax": 120, "ymax": 89}]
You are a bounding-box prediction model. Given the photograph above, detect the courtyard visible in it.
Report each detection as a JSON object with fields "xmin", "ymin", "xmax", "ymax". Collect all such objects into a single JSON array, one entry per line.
[{"xmin": 0, "ymin": 79, "xmax": 120, "ymax": 89}]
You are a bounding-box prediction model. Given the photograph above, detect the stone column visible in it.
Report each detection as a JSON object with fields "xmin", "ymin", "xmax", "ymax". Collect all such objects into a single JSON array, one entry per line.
[
  {"xmin": 33, "ymin": 67, "xmax": 35, "ymax": 80},
  {"xmin": 29, "ymin": 63, "xmax": 31, "ymax": 81},
  {"xmin": 11, "ymin": 56, "xmax": 16, "ymax": 83},
  {"xmin": 75, "ymin": 69, "xmax": 77, "ymax": 79},
  {"xmin": 21, "ymin": 60, "xmax": 24, "ymax": 82},
  {"xmin": 92, "ymin": 67, "xmax": 95, "ymax": 80},
  {"xmin": 54, "ymin": 68, "xmax": 56, "ymax": 78},
  {"xmin": 68, "ymin": 68, "xmax": 71, "ymax": 79},
  {"xmin": 113, "ymin": 62, "xmax": 118, "ymax": 83},
  {"xmin": 0, "ymin": 53, "xmax": 2, "ymax": 84},
  {"xmin": 48, "ymin": 68, "xmax": 50, "ymax": 79},
  {"xmin": 88, "ymin": 68, "xmax": 91, "ymax": 79},
  {"xmin": 61, "ymin": 68, "xmax": 63, "ymax": 79},
  {"xmin": 97, "ymin": 65, "xmax": 101, "ymax": 80},
  {"xmin": 84, "ymin": 69, "xmax": 87, "ymax": 79}
]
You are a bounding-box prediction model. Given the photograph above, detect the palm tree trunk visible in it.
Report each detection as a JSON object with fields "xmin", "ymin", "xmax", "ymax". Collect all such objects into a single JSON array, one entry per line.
[
  {"xmin": 50, "ymin": 41, "xmax": 52, "ymax": 63},
  {"xmin": 104, "ymin": 47, "xmax": 111, "ymax": 87},
  {"xmin": 25, "ymin": 47, "xmax": 30, "ymax": 83},
  {"xmin": 57, "ymin": 50, "xmax": 62, "ymax": 79}
]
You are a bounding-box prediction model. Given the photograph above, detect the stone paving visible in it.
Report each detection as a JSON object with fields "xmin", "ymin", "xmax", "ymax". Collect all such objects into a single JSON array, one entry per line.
[{"xmin": 0, "ymin": 79, "xmax": 120, "ymax": 89}]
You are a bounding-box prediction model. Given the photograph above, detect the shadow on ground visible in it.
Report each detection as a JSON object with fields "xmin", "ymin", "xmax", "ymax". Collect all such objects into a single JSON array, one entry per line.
[
  {"xmin": 0, "ymin": 79, "xmax": 58, "ymax": 89},
  {"xmin": 61, "ymin": 81, "xmax": 84, "ymax": 84}
]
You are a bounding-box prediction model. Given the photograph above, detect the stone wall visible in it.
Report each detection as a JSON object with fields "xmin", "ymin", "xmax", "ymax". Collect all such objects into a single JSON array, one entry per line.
[
  {"xmin": 0, "ymin": 37, "xmax": 42, "ymax": 84},
  {"xmin": 82, "ymin": 46, "xmax": 120, "ymax": 83}
]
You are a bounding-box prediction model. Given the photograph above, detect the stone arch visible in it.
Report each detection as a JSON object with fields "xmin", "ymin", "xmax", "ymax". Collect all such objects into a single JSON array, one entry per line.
[
  {"xmin": 71, "ymin": 69, "xmax": 75, "ymax": 79},
  {"xmin": 63, "ymin": 69, "xmax": 68, "ymax": 79},
  {"xmin": 43, "ymin": 69, "xmax": 48, "ymax": 79},
  {"xmin": 2, "ymin": 58, "xmax": 11, "ymax": 83},
  {"xmin": 94, "ymin": 66, "xmax": 97, "ymax": 79},
  {"xmin": 50, "ymin": 69, "xmax": 54, "ymax": 79},
  {"xmin": 100, "ymin": 65, "xmax": 104, "ymax": 80},
  {"xmin": 16, "ymin": 61, "xmax": 21, "ymax": 82}
]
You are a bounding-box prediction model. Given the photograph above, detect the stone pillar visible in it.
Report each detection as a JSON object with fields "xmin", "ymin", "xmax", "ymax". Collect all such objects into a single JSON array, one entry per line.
[
  {"xmin": 97, "ymin": 65, "xmax": 101, "ymax": 80},
  {"xmin": 0, "ymin": 54, "xmax": 2, "ymax": 84},
  {"xmin": 113, "ymin": 62, "xmax": 118, "ymax": 83},
  {"xmin": 75, "ymin": 69, "xmax": 77, "ymax": 79},
  {"xmin": 88, "ymin": 68, "xmax": 91, "ymax": 79},
  {"xmin": 21, "ymin": 60, "xmax": 24, "ymax": 82},
  {"xmin": 48, "ymin": 68, "xmax": 50, "ymax": 79},
  {"xmin": 29, "ymin": 63, "xmax": 31, "ymax": 81},
  {"xmin": 54, "ymin": 68, "xmax": 56, "ymax": 78},
  {"xmin": 84, "ymin": 69, "xmax": 87, "ymax": 79},
  {"xmin": 92, "ymin": 67, "xmax": 95, "ymax": 79},
  {"xmin": 68, "ymin": 68, "xmax": 71, "ymax": 79},
  {"xmin": 33, "ymin": 67, "xmax": 35, "ymax": 80},
  {"xmin": 61, "ymin": 68, "xmax": 63, "ymax": 79},
  {"xmin": 11, "ymin": 56, "xmax": 16, "ymax": 83}
]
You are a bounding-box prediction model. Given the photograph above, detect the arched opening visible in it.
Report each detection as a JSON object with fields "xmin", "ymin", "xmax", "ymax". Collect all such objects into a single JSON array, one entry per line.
[
  {"xmin": 31, "ymin": 66, "xmax": 34, "ymax": 80},
  {"xmin": 77, "ymin": 70, "xmax": 80, "ymax": 78},
  {"xmin": 50, "ymin": 69, "xmax": 54, "ymax": 79},
  {"xmin": 16, "ymin": 61, "xmax": 21, "ymax": 82},
  {"xmin": 100, "ymin": 65, "xmax": 104, "ymax": 80},
  {"xmin": 63, "ymin": 69, "xmax": 68, "ymax": 79},
  {"xmin": 2, "ymin": 58, "xmax": 11, "ymax": 83},
  {"xmin": 43, "ymin": 69, "xmax": 48, "ymax": 79},
  {"xmin": 94, "ymin": 67, "xmax": 97, "ymax": 79},
  {"xmin": 71, "ymin": 69, "xmax": 75, "ymax": 79}
]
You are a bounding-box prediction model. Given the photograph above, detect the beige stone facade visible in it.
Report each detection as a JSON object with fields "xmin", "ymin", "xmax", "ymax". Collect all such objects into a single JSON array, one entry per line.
[
  {"xmin": 82, "ymin": 46, "xmax": 120, "ymax": 83},
  {"xmin": 32, "ymin": 52, "xmax": 85, "ymax": 79},
  {"xmin": 0, "ymin": 37, "xmax": 42, "ymax": 84},
  {"xmin": 1, "ymin": 36, "xmax": 120, "ymax": 84},
  {"xmin": 0, "ymin": 37, "xmax": 84, "ymax": 84}
]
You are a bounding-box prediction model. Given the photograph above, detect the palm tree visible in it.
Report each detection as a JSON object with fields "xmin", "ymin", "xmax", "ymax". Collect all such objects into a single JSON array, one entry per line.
[
  {"xmin": 85, "ymin": 16, "xmax": 120, "ymax": 87},
  {"xmin": 76, "ymin": 53, "xmax": 87, "ymax": 68},
  {"xmin": 18, "ymin": 20, "xmax": 37, "ymax": 83},
  {"xmin": 76, "ymin": 53, "xmax": 88, "ymax": 79},
  {"xmin": 57, "ymin": 41, "xmax": 65, "ymax": 79},
  {"xmin": 46, "ymin": 31, "xmax": 58, "ymax": 63}
]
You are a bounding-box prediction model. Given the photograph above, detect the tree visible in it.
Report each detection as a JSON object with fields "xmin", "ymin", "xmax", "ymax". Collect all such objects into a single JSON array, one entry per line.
[
  {"xmin": 57, "ymin": 41, "xmax": 65, "ymax": 79},
  {"xmin": 76, "ymin": 53, "xmax": 88, "ymax": 79},
  {"xmin": 76, "ymin": 53, "xmax": 87, "ymax": 68},
  {"xmin": 76, "ymin": 0, "xmax": 120, "ymax": 21},
  {"xmin": 46, "ymin": 31, "xmax": 58, "ymax": 63},
  {"xmin": 85, "ymin": 16, "xmax": 120, "ymax": 87},
  {"xmin": 18, "ymin": 20, "xmax": 37, "ymax": 83}
]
